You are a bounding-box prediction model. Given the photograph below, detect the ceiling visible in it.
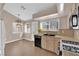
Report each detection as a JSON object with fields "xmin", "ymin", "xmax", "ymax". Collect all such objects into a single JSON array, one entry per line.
[{"xmin": 3, "ymin": 3, "xmax": 57, "ymax": 21}]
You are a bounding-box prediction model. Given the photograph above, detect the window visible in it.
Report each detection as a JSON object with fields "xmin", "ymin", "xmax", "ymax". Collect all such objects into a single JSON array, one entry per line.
[
  {"xmin": 40, "ymin": 18, "xmax": 59, "ymax": 31},
  {"xmin": 13, "ymin": 22, "xmax": 23, "ymax": 33},
  {"xmin": 24, "ymin": 23, "xmax": 31, "ymax": 33}
]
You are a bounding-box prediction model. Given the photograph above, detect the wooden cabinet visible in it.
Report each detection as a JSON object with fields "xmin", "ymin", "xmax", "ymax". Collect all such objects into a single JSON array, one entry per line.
[
  {"xmin": 41, "ymin": 36, "xmax": 60, "ymax": 54},
  {"xmin": 40, "ymin": 21, "xmax": 49, "ymax": 31},
  {"xmin": 41, "ymin": 36, "xmax": 55, "ymax": 52},
  {"xmin": 59, "ymin": 16, "xmax": 69, "ymax": 29},
  {"xmin": 40, "ymin": 19, "xmax": 59, "ymax": 31},
  {"xmin": 57, "ymin": 3, "xmax": 75, "ymax": 15},
  {"xmin": 64, "ymin": 4, "xmax": 73, "ymax": 15},
  {"xmin": 63, "ymin": 50, "xmax": 79, "ymax": 56},
  {"xmin": 46, "ymin": 36, "xmax": 55, "ymax": 52},
  {"xmin": 58, "ymin": 4, "xmax": 76, "ymax": 29},
  {"xmin": 41, "ymin": 36, "xmax": 47, "ymax": 49}
]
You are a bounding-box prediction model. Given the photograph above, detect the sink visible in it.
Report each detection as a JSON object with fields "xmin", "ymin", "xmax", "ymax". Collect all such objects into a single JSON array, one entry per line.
[{"xmin": 44, "ymin": 34, "xmax": 55, "ymax": 36}]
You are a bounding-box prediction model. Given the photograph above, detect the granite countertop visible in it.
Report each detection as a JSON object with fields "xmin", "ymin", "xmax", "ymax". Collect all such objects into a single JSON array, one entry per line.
[
  {"xmin": 34, "ymin": 33, "xmax": 43, "ymax": 36},
  {"xmin": 55, "ymin": 35, "xmax": 79, "ymax": 42},
  {"xmin": 34, "ymin": 34, "xmax": 79, "ymax": 42}
]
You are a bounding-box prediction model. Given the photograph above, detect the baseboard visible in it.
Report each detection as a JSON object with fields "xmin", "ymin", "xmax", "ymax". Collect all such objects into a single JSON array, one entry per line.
[
  {"xmin": 5, "ymin": 39, "xmax": 21, "ymax": 44},
  {"xmin": 22, "ymin": 38, "xmax": 34, "ymax": 42},
  {"xmin": 5, "ymin": 38, "xmax": 34, "ymax": 44}
]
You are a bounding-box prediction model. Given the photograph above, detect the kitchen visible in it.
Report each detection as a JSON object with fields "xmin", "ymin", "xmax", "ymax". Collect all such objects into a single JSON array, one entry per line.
[
  {"xmin": 33, "ymin": 3, "xmax": 79, "ymax": 56},
  {"xmin": 0, "ymin": 3, "xmax": 79, "ymax": 56}
]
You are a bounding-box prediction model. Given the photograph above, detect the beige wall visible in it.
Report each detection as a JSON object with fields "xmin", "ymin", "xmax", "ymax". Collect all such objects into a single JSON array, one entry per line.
[
  {"xmin": 22, "ymin": 22, "xmax": 33, "ymax": 41},
  {"xmin": 1, "ymin": 10, "xmax": 21, "ymax": 42},
  {"xmin": 0, "ymin": 9, "xmax": 33, "ymax": 42}
]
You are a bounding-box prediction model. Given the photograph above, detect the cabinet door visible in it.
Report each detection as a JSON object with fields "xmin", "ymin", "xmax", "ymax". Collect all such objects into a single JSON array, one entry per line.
[
  {"xmin": 46, "ymin": 36, "xmax": 55, "ymax": 52},
  {"xmin": 49, "ymin": 19, "xmax": 59, "ymax": 31},
  {"xmin": 41, "ymin": 36, "xmax": 47, "ymax": 49},
  {"xmin": 40, "ymin": 21, "xmax": 49, "ymax": 31},
  {"xmin": 59, "ymin": 16, "xmax": 69, "ymax": 29},
  {"xmin": 63, "ymin": 50, "xmax": 79, "ymax": 56}
]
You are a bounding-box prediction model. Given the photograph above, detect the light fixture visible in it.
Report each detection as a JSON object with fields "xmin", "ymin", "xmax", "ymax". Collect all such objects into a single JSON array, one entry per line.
[
  {"xmin": 34, "ymin": 13, "xmax": 58, "ymax": 20},
  {"xmin": 16, "ymin": 13, "xmax": 21, "ymax": 24},
  {"xmin": 34, "ymin": 12, "xmax": 67, "ymax": 20},
  {"xmin": 60, "ymin": 3, "xmax": 64, "ymax": 12}
]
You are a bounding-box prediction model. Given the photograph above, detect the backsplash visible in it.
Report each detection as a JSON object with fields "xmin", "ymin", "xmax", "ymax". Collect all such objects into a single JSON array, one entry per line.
[
  {"xmin": 58, "ymin": 29, "xmax": 74, "ymax": 38},
  {"xmin": 39, "ymin": 31, "xmax": 58, "ymax": 35},
  {"xmin": 74, "ymin": 30, "xmax": 79, "ymax": 39},
  {"xmin": 38, "ymin": 29, "xmax": 74, "ymax": 38}
]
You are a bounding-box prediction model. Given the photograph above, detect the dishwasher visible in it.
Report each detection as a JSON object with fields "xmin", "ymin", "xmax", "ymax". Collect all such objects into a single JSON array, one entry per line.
[{"xmin": 34, "ymin": 35, "xmax": 41, "ymax": 48}]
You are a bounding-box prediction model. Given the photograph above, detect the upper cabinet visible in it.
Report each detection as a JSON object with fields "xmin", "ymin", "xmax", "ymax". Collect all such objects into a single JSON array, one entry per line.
[
  {"xmin": 40, "ymin": 18, "xmax": 59, "ymax": 31},
  {"xmin": 59, "ymin": 16, "xmax": 69, "ymax": 29},
  {"xmin": 57, "ymin": 3, "xmax": 64, "ymax": 13},
  {"xmin": 57, "ymin": 3, "xmax": 75, "ymax": 15},
  {"xmin": 57, "ymin": 3, "xmax": 77, "ymax": 29},
  {"xmin": 40, "ymin": 21, "xmax": 49, "ymax": 31},
  {"xmin": 50, "ymin": 20, "xmax": 59, "ymax": 31}
]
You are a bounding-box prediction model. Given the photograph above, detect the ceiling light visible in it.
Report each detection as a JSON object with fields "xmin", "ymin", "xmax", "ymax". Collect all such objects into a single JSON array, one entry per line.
[
  {"xmin": 34, "ymin": 12, "xmax": 67, "ymax": 20},
  {"xmin": 34, "ymin": 13, "xmax": 58, "ymax": 20}
]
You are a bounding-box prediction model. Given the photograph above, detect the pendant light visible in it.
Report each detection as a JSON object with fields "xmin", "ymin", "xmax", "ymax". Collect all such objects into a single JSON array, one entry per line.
[{"xmin": 16, "ymin": 14, "xmax": 21, "ymax": 24}]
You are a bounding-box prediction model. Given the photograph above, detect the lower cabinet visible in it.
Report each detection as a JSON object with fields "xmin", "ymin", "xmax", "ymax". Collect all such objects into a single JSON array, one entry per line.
[
  {"xmin": 41, "ymin": 36, "xmax": 47, "ymax": 49},
  {"xmin": 46, "ymin": 36, "xmax": 55, "ymax": 52},
  {"xmin": 63, "ymin": 50, "xmax": 79, "ymax": 56},
  {"xmin": 41, "ymin": 36, "xmax": 60, "ymax": 55}
]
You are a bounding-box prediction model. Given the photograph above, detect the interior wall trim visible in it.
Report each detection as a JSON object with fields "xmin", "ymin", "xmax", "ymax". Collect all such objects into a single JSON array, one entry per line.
[
  {"xmin": 5, "ymin": 39, "xmax": 22, "ymax": 44},
  {"xmin": 23, "ymin": 38, "xmax": 34, "ymax": 41}
]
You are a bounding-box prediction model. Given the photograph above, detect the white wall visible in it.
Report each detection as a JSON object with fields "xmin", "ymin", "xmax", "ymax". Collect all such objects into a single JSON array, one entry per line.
[
  {"xmin": 1, "ymin": 10, "xmax": 22, "ymax": 43},
  {"xmin": 22, "ymin": 21, "xmax": 38, "ymax": 41},
  {"xmin": 0, "ymin": 19, "xmax": 5, "ymax": 56},
  {"xmin": 31, "ymin": 21, "xmax": 38, "ymax": 41},
  {"xmin": 0, "ymin": 20, "xmax": 1, "ymax": 55}
]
